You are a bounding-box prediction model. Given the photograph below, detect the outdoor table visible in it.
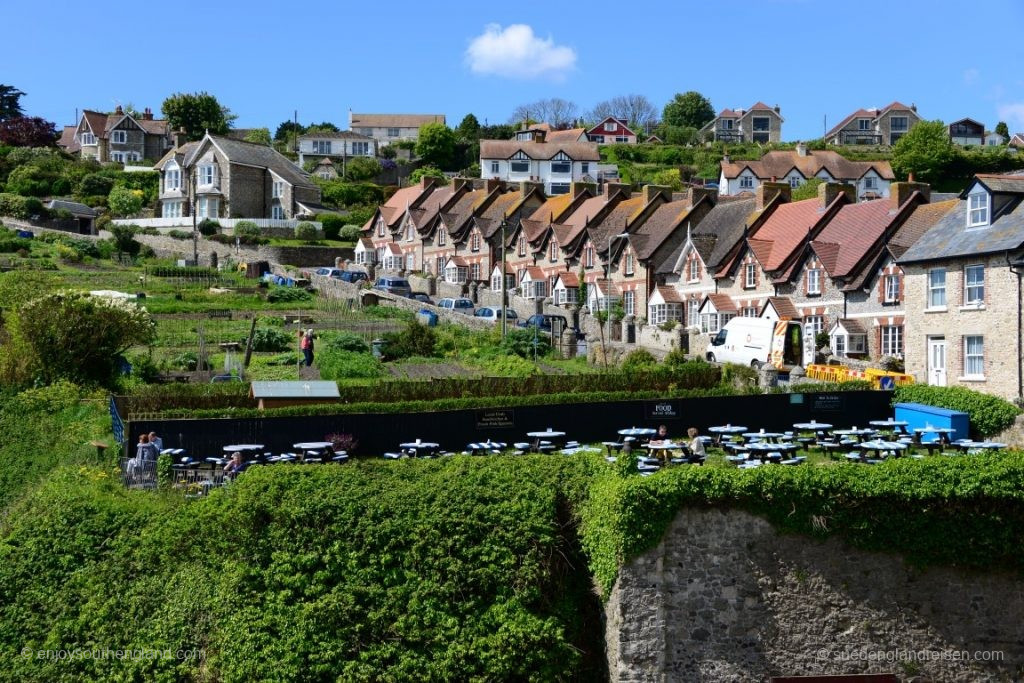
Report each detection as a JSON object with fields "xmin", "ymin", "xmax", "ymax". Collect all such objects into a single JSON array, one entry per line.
[
  {"xmin": 644, "ymin": 440, "xmax": 685, "ymax": 464},
  {"xmin": 951, "ymin": 440, "xmax": 1007, "ymax": 453},
  {"xmin": 467, "ymin": 440, "xmax": 507, "ymax": 455},
  {"xmin": 745, "ymin": 441, "xmax": 799, "ymax": 462},
  {"xmin": 223, "ymin": 444, "xmax": 264, "ymax": 454},
  {"xmin": 742, "ymin": 431, "xmax": 785, "ymax": 443},
  {"xmin": 617, "ymin": 427, "xmax": 657, "ymax": 439},
  {"xmin": 831, "ymin": 428, "xmax": 876, "ymax": 442},
  {"xmin": 528, "ymin": 429, "xmax": 567, "ymax": 452},
  {"xmin": 707, "ymin": 425, "xmax": 747, "ymax": 445},
  {"xmin": 853, "ymin": 439, "xmax": 907, "ymax": 459},
  {"xmin": 868, "ymin": 419, "xmax": 910, "ymax": 434},
  {"xmin": 913, "ymin": 426, "xmax": 953, "ymax": 444},
  {"xmin": 293, "ymin": 441, "xmax": 334, "ymax": 451},
  {"xmin": 400, "ymin": 440, "xmax": 440, "ymax": 457},
  {"xmin": 793, "ymin": 421, "xmax": 833, "ymax": 432}
]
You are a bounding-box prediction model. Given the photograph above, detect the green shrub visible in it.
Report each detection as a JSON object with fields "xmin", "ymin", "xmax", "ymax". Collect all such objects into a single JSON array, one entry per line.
[
  {"xmin": 76, "ymin": 172, "xmax": 115, "ymax": 197},
  {"xmin": 168, "ymin": 351, "xmax": 199, "ymax": 372},
  {"xmin": 318, "ymin": 213, "xmax": 345, "ymax": 240},
  {"xmin": 198, "ymin": 218, "xmax": 220, "ymax": 236},
  {"xmin": 381, "ymin": 321, "xmax": 438, "ymax": 360},
  {"xmin": 658, "ymin": 319, "xmax": 678, "ymax": 331},
  {"xmin": 55, "ymin": 243, "xmax": 83, "ymax": 262},
  {"xmin": 0, "ymin": 193, "xmax": 35, "ymax": 219},
  {"xmin": 0, "ymin": 237, "xmax": 32, "ymax": 253},
  {"xmin": 317, "ymin": 350, "xmax": 385, "ymax": 379},
  {"xmin": 480, "ymin": 354, "xmax": 541, "ymax": 377},
  {"xmin": 498, "ymin": 328, "xmax": 550, "ymax": 358},
  {"xmin": 233, "ymin": 221, "xmax": 261, "ymax": 239},
  {"xmin": 321, "ymin": 331, "xmax": 370, "ymax": 354},
  {"xmin": 663, "ymin": 348, "xmax": 691, "ymax": 367},
  {"xmin": 168, "ymin": 229, "xmax": 192, "ymax": 240},
  {"xmin": 892, "ymin": 384, "xmax": 1020, "ymax": 437},
  {"xmin": 265, "ymin": 286, "xmax": 312, "ymax": 303},
  {"xmin": 265, "ymin": 352, "xmax": 300, "ymax": 366},
  {"xmin": 209, "ymin": 232, "xmax": 267, "ymax": 246},
  {"xmin": 247, "ymin": 327, "xmax": 294, "ymax": 352},
  {"xmin": 339, "ymin": 224, "xmax": 362, "ymax": 241},
  {"xmin": 294, "ymin": 221, "xmax": 318, "ymax": 241},
  {"xmin": 621, "ymin": 349, "xmax": 657, "ymax": 372}
]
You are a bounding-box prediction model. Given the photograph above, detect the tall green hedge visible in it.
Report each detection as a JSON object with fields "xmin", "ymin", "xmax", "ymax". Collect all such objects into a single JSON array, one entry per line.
[{"xmin": 892, "ymin": 384, "xmax": 1020, "ymax": 437}]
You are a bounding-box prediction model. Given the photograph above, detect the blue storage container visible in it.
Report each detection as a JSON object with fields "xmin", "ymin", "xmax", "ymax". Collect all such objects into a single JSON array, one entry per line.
[
  {"xmin": 894, "ymin": 402, "xmax": 970, "ymax": 442},
  {"xmin": 417, "ymin": 309, "xmax": 438, "ymax": 327},
  {"xmin": 16, "ymin": 230, "xmax": 33, "ymax": 239}
]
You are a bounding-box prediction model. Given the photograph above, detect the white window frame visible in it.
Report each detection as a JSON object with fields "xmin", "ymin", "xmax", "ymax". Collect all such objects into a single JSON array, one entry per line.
[
  {"xmin": 163, "ymin": 201, "xmax": 182, "ymax": 218},
  {"xmin": 272, "ymin": 180, "xmax": 284, "ymax": 198},
  {"xmin": 312, "ymin": 140, "xmax": 331, "ymax": 155},
  {"xmin": 745, "ymin": 263, "xmax": 757, "ymax": 288},
  {"xmin": 165, "ymin": 168, "xmax": 181, "ymax": 191},
  {"xmin": 376, "ymin": 218, "xmax": 385, "ymax": 238},
  {"xmin": 789, "ymin": 175, "xmax": 801, "ymax": 188},
  {"xmin": 890, "ymin": 116, "xmax": 909, "ymax": 132},
  {"xmin": 471, "ymin": 232, "xmax": 481, "ymax": 252},
  {"xmin": 271, "ymin": 205, "xmax": 285, "ymax": 220},
  {"xmin": 353, "ymin": 142, "xmax": 370, "ymax": 156},
  {"xmin": 864, "ymin": 175, "xmax": 876, "ymax": 190},
  {"xmin": 739, "ymin": 175, "xmax": 754, "ymax": 189},
  {"xmin": 807, "ymin": 268, "xmax": 821, "ymax": 295},
  {"xmin": 490, "ymin": 161, "xmax": 499, "ymax": 174},
  {"xmin": 438, "ymin": 229, "xmax": 446, "ymax": 246},
  {"xmin": 615, "ymin": 136, "xmax": 629, "ymax": 143},
  {"xmin": 858, "ymin": 118, "xmax": 871, "ymax": 131},
  {"xmin": 964, "ymin": 265, "xmax": 984, "ymax": 305},
  {"xmin": 111, "ymin": 130, "xmax": 127, "ymax": 144},
  {"xmin": 884, "ymin": 273, "xmax": 900, "ymax": 302},
  {"xmin": 197, "ymin": 197, "xmax": 218, "ymax": 219},
  {"xmin": 549, "ymin": 240, "xmax": 558, "ymax": 262},
  {"xmin": 518, "ymin": 236, "xmax": 526, "ymax": 257},
  {"xmin": 805, "ymin": 315, "xmax": 824, "ymax": 336},
  {"xmin": 405, "ymin": 252, "xmax": 415, "ymax": 270},
  {"xmin": 550, "ymin": 161, "xmax": 571, "ymax": 174},
  {"xmin": 881, "ymin": 325, "xmax": 903, "ymax": 357},
  {"xmin": 387, "ymin": 127, "xmax": 400, "ymax": 138},
  {"xmin": 510, "ymin": 160, "xmax": 529, "ymax": 174},
  {"xmin": 687, "ymin": 299, "xmax": 699, "ymax": 328},
  {"xmin": 111, "ymin": 152, "xmax": 126, "ymax": 163},
  {"xmin": 968, "ymin": 190, "xmax": 989, "ymax": 227},
  {"xmin": 624, "ymin": 290, "xmax": 635, "ymax": 316},
  {"xmin": 624, "ymin": 252, "xmax": 634, "ymax": 276},
  {"xmin": 585, "ymin": 245, "xmax": 594, "ymax": 268},
  {"xmin": 199, "ymin": 164, "xmax": 216, "ymax": 186},
  {"xmin": 581, "ymin": 162, "xmax": 589, "ymax": 174},
  {"xmin": 688, "ymin": 257, "xmax": 699, "ymax": 282},
  {"xmin": 928, "ymin": 268, "xmax": 946, "ymax": 308},
  {"xmin": 964, "ymin": 335, "xmax": 985, "ymax": 378},
  {"xmin": 604, "ymin": 121, "xmax": 616, "ymax": 132},
  {"xmin": 80, "ymin": 132, "xmax": 96, "ymax": 145}
]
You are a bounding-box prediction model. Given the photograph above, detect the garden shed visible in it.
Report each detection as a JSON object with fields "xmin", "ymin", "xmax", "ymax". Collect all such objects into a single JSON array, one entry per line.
[{"xmin": 250, "ymin": 381, "xmax": 340, "ymax": 410}]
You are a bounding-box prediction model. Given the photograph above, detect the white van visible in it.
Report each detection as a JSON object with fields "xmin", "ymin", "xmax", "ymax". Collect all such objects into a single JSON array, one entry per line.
[{"xmin": 706, "ymin": 318, "xmax": 809, "ymax": 369}]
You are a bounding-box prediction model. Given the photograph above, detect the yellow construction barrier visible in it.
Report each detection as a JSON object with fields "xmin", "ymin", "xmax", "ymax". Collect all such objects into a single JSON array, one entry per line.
[{"xmin": 806, "ymin": 364, "xmax": 914, "ymax": 388}]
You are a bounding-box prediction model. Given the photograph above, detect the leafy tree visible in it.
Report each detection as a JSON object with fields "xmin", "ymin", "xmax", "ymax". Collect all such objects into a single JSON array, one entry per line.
[
  {"xmin": 658, "ymin": 125, "xmax": 699, "ymax": 145},
  {"xmin": 344, "ymin": 157, "xmax": 381, "ymax": 182},
  {"xmin": 108, "ymin": 224, "xmax": 141, "ymax": 255},
  {"xmin": 274, "ymin": 120, "xmax": 305, "ymax": 141},
  {"xmin": 510, "ymin": 98, "xmax": 579, "ymax": 128},
  {"xmin": 415, "ymin": 122, "xmax": 457, "ymax": 169},
  {"xmin": 306, "ymin": 121, "xmax": 340, "ymax": 133},
  {"xmin": 650, "ymin": 168, "xmax": 682, "ymax": 191},
  {"xmin": 790, "ymin": 177, "xmax": 824, "ymax": 201},
  {"xmin": 662, "ymin": 91, "xmax": 714, "ymax": 130},
  {"xmin": 456, "ymin": 113, "xmax": 481, "ymax": 142},
  {"xmin": 243, "ymin": 127, "xmax": 272, "ymax": 145},
  {"xmin": 107, "ymin": 186, "xmax": 144, "ymax": 217},
  {"xmin": 378, "ymin": 145, "xmax": 397, "ymax": 159},
  {"xmin": 408, "ymin": 166, "xmax": 449, "ymax": 186},
  {"xmin": 891, "ymin": 120, "xmax": 956, "ymax": 184},
  {"xmin": 0, "ymin": 85, "xmax": 25, "ymax": 121},
  {"xmin": 76, "ymin": 173, "xmax": 115, "ymax": 198},
  {"xmin": 588, "ymin": 94, "xmax": 658, "ymax": 131},
  {"xmin": 995, "ymin": 121, "xmax": 1009, "ymax": 139},
  {"xmin": 161, "ymin": 92, "xmax": 236, "ymax": 140},
  {"xmin": 4, "ymin": 164, "xmax": 56, "ymax": 196},
  {"xmin": 0, "ymin": 117, "xmax": 58, "ymax": 147},
  {"xmin": 4, "ymin": 291, "xmax": 156, "ymax": 387},
  {"xmin": 480, "ymin": 123, "xmax": 516, "ymax": 140}
]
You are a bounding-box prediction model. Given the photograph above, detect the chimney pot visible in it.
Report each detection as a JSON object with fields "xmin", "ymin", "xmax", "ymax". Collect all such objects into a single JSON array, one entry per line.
[
  {"xmin": 818, "ymin": 182, "xmax": 855, "ymax": 208},
  {"xmin": 890, "ymin": 180, "xmax": 931, "ymax": 210},
  {"xmin": 796, "ymin": 141, "xmax": 808, "ymax": 157},
  {"xmin": 115, "ymin": 105, "xmax": 123, "ymax": 115},
  {"xmin": 756, "ymin": 182, "xmax": 791, "ymax": 211}
]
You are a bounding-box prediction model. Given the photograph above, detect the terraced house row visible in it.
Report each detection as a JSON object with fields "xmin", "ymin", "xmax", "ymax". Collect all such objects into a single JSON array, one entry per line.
[{"xmin": 361, "ymin": 171, "xmax": 1024, "ymax": 401}]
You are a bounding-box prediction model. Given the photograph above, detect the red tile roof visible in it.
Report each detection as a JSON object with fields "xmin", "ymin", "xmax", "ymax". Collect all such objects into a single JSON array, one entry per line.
[
  {"xmin": 556, "ymin": 272, "xmax": 579, "ymax": 287},
  {"xmin": 653, "ymin": 286, "xmax": 683, "ymax": 304},
  {"xmin": 747, "ymin": 198, "xmax": 830, "ymax": 271},
  {"xmin": 763, "ymin": 296, "xmax": 799, "ymax": 319},
  {"xmin": 809, "ymin": 199, "xmax": 894, "ymax": 277},
  {"xmin": 704, "ymin": 293, "xmax": 738, "ymax": 313}
]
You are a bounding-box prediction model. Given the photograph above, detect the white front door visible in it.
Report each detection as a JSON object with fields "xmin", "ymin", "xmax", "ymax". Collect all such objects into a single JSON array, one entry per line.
[{"xmin": 928, "ymin": 337, "xmax": 947, "ymax": 387}]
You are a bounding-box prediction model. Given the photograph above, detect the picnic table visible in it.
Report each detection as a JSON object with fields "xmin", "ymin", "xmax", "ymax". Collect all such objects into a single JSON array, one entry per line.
[
  {"xmin": 831, "ymin": 428, "xmax": 876, "ymax": 442},
  {"xmin": 643, "ymin": 440, "xmax": 685, "ymax": 464},
  {"xmin": 793, "ymin": 421, "xmax": 832, "ymax": 432},
  {"xmin": 467, "ymin": 440, "xmax": 507, "ymax": 455},
  {"xmin": 707, "ymin": 424, "xmax": 747, "ymax": 445},
  {"xmin": 400, "ymin": 440, "xmax": 440, "ymax": 457},
  {"xmin": 742, "ymin": 431, "xmax": 786, "ymax": 443},
  {"xmin": 913, "ymin": 426, "xmax": 954, "ymax": 444},
  {"xmin": 853, "ymin": 439, "xmax": 908, "ymax": 460},
  {"xmin": 868, "ymin": 419, "xmax": 910, "ymax": 434},
  {"xmin": 950, "ymin": 440, "xmax": 1007, "ymax": 453},
  {"xmin": 745, "ymin": 441, "xmax": 799, "ymax": 462}
]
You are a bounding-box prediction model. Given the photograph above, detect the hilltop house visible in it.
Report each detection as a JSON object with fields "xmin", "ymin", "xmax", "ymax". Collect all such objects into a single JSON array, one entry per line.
[
  {"xmin": 57, "ymin": 106, "xmax": 171, "ymax": 163},
  {"xmin": 719, "ymin": 143, "xmax": 894, "ymax": 199},
  {"xmin": 297, "ymin": 130, "xmax": 376, "ymax": 167},
  {"xmin": 585, "ymin": 117, "xmax": 638, "ymax": 144},
  {"xmin": 949, "ymin": 118, "xmax": 985, "ymax": 146},
  {"xmin": 153, "ymin": 133, "xmax": 323, "ymax": 220},
  {"xmin": 480, "ymin": 130, "xmax": 600, "ymax": 196},
  {"xmin": 699, "ymin": 102, "xmax": 783, "ymax": 144},
  {"xmin": 348, "ymin": 112, "xmax": 445, "ymax": 146},
  {"xmin": 825, "ymin": 102, "xmax": 920, "ymax": 146}
]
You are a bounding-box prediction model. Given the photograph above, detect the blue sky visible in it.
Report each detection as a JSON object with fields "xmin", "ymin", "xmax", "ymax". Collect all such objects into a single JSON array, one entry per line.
[{"xmin": 8, "ymin": 0, "xmax": 1024, "ymax": 140}]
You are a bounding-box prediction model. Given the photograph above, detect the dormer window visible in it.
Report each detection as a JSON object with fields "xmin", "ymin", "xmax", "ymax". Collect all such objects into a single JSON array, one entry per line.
[
  {"xmin": 858, "ymin": 118, "xmax": 871, "ymax": 130},
  {"xmin": 604, "ymin": 121, "xmax": 616, "ymax": 132},
  {"xmin": 967, "ymin": 189, "xmax": 989, "ymax": 227}
]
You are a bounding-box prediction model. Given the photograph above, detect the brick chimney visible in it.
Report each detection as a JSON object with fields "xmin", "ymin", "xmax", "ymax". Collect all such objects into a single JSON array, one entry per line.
[
  {"xmin": 115, "ymin": 105, "xmax": 123, "ymax": 115},
  {"xmin": 818, "ymin": 182, "xmax": 855, "ymax": 208},
  {"xmin": 519, "ymin": 180, "xmax": 542, "ymax": 195},
  {"xmin": 142, "ymin": 107, "xmax": 153, "ymax": 121},
  {"xmin": 419, "ymin": 175, "xmax": 437, "ymax": 190},
  {"xmin": 756, "ymin": 181, "xmax": 791, "ymax": 211},
  {"xmin": 571, "ymin": 181, "xmax": 596, "ymax": 198},
  {"xmin": 603, "ymin": 181, "xmax": 630, "ymax": 200},
  {"xmin": 452, "ymin": 177, "xmax": 471, "ymax": 193},
  {"xmin": 485, "ymin": 178, "xmax": 505, "ymax": 193},
  {"xmin": 774, "ymin": 104, "xmax": 780, "ymax": 114},
  {"xmin": 890, "ymin": 181, "xmax": 930, "ymax": 210},
  {"xmin": 173, "ymin": 127, "xmax": 188, "ymax": 148},
  {"xmin": 642, "ymin": 184, "xmax": 672, "ymax": 205},
  {"xmin": 533, "ymin": 129, "xmax": 546, "ymax": 143}
]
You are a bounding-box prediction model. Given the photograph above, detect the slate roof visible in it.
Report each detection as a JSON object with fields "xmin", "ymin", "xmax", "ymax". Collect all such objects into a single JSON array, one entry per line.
[
  {"xmin": 809, "ymin": 199, "xmax": 895, "ymax": 277},
  {"xmin": 476, "ymin": 190, "xmax": 525, "ymax": 238},
  {"xmin": 721, "ymin": 150, "xmax": 894, "ymax": 182},
  {"xmin": 899, "ymin": 196, "xmax": 1024, "ymax": 264},
  {"xmin": 887, "ymin": 199, "xmax": 958, "ymax": 260},
  {"xmin": 57, "ymin": 126, "xmax": 79, "ymax": 152},
  {"xmin": 186, "ymin": 134, "xmax": 317, "ymax": 189},
  {"xmin": 656, "ymin": 197, "xmax": 756, "ymax": 276},
  {"xmin": 46, "ymin": 199, "xmax": 97, "ymax": 216},
  {"xmin": 630, "ymin": 198, "xmax": 696, "ymax": 261},
  {"xmin": 480, "ymin": 140, "xmax": 600, "ymax": 161},
  {"xmin": 971, "ymin": 174, "xmax": 1024, "ymax": 195}
]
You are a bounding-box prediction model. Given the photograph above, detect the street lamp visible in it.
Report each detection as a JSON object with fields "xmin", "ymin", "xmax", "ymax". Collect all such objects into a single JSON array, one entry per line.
[{"xmin": 606, "ymin": 232, "xmax": 629, "ymax": 340}]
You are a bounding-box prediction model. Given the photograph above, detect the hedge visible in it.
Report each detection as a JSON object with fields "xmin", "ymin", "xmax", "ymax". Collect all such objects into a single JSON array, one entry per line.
[{"xmin": 892, "ymin": 384, "xmax": 1020, "ymax": 437}]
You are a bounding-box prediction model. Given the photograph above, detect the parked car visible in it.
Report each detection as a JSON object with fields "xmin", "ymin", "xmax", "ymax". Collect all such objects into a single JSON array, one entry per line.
[
  {"xmin": 408, "ymin": 292, "xmax": 433, "ymax": 305},
  {"xmin": 437, "ymin": 297, "xmax": 475, "ymax": 315},
  {"xmin": 373, "ymin": 276, "xmax": 412, "ymax": 297},
  {"xmin": 518, "ymin": 313, "xmax": 572, "ymax": 335},
  {"xmin": 474, "ymin": 307, "xmax": 519, "ymax": 324},
  {"xmin": 312, "ymin": 267, "xmax": 345, "ymax": 278},
  {"xmin": 337, "ymin": 270, "xmax": 368, "ymax": 283}
]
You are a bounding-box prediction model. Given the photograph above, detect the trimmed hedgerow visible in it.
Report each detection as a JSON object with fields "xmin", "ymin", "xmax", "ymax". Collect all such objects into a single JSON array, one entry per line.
[{"xmin": 893, "ymin": 384, "xmax": 1020, "ymax": 437}]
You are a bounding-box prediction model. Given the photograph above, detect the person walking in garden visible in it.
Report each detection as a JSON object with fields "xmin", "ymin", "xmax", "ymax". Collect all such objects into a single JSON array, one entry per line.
[{"xmin": 300, "ymin": 328, "xmax": 315, "ymax": 367}]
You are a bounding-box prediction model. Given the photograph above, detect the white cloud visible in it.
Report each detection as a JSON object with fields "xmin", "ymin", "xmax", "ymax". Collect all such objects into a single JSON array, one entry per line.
[
  {"xmin": 997, "ymin": 102, "xmax": 1024, "ymax": 130},
  {"xmin": 963, "ymin": 68, "xmax": 979, "ymax": 86},
  {"xmin": 465, "ymin": 24, "xmax": 576, "ymax": 80}
]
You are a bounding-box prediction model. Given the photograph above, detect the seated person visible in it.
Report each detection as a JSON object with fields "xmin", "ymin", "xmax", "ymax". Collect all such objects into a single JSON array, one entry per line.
[
  {"xmin": 224, "ymin": 452, "xmax": 247, "ymax": 479},
  {"xmin": 655, "ymin": 424, "xmax": 669, "ymax": 441},
  {"xmin": 687, "ymin": 427, "xmax": 706, "ymax": 464}
]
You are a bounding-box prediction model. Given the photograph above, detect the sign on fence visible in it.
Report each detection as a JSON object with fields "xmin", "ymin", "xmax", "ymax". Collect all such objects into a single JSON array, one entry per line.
[
  {"xmin": 645, "ymin": 400, "xmax": 681, "ymax": 420},
  {"xmin": 476, "ymin": 409, "xmax": 515, "ymax": 429}
]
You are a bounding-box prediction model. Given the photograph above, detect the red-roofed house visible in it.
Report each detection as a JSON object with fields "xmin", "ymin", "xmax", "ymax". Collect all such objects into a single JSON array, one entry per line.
[
  {"xmin": 585, "ymin": 117, "xmax": 638, "ymax": 144},
  {"xmin": 363, "ymin": 177, "xmax": 440, "ymax": 272},
  {"xmin": 825, "ymin": 102, "xmax": 921, "ymax": 146},
  {"xmin": 699, "ymin": 102, "xmax": 783, "ymax": 144}
]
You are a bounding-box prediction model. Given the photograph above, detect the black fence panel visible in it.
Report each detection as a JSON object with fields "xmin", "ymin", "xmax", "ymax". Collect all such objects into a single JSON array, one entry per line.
[{"xmin": 128, "ymin": 391, "xmax": 892, "ymax": 459}]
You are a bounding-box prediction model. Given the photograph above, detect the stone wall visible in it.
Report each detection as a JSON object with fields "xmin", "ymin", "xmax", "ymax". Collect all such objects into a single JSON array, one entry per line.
[
  {"xmin": 130, "ymin": 233, "xmax": 352, "ymax": 268},
  {"xmin": 606, "ymin": 508, "xmax": 1024, "ymax": 682}
]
